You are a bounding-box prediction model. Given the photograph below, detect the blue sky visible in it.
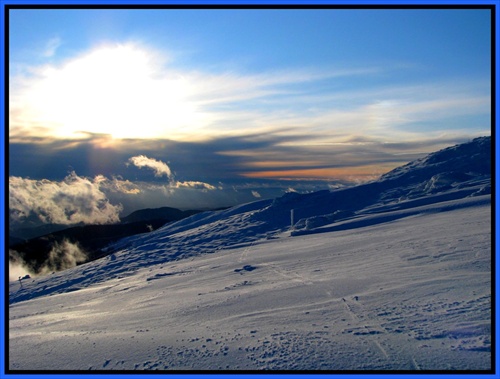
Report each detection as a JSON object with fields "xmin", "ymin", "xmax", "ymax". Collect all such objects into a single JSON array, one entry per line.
[{"xmin": 8, "ymin": 7, "xmax": 492, "ymax": 225}]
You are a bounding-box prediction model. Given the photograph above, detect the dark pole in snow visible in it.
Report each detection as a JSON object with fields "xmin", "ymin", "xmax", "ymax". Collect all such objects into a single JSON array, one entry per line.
[{"xmin": 18, "ymin": 276, "xmax": 23, "ymax": 289}]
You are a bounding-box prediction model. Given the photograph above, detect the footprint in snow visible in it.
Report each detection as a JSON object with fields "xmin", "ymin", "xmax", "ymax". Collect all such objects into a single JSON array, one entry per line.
[{"xmin": 234, "ymin": 265, "xmax": 257, "ymax": 273}]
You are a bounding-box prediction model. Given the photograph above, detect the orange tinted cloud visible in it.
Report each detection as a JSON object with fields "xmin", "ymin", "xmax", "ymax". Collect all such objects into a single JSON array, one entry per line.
[
  {"xmin": 244, "ymin": 160, "xmax": 326, "ymax": 168},
  {"xmin": 240, "ymin": 163, "xmax": 402, "ymax": 181}
]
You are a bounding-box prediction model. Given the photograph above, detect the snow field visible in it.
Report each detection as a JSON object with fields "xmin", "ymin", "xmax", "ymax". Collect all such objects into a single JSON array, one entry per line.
[{"xmin": 9, "ymin": 196, "xmax": 491, "ymax": 371}]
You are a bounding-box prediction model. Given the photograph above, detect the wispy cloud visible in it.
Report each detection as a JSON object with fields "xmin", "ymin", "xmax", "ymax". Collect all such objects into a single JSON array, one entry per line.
[
  {"xmin": 43, "ymin": 239, "xmax": 87, "ymax": 274},
  {"xmin": 9, "ymin": 250, "xmax": 33, "ymax": 281},
  {"xmin": 97, "ymin": 175, "xmax": 141, "ymax": 195},
  {"xmin": 173, "ymin": 181, "xmax": 217, "ymax": 191},
  {"xmin": 43, "ymin": 37, "xmax": 62, "ymax": 58}
]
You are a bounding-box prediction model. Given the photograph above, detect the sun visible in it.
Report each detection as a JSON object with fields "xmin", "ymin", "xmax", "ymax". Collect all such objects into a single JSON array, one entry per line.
[{"xmin": 11, "ymin": 43, "xmax": 206, "ymax": 141}]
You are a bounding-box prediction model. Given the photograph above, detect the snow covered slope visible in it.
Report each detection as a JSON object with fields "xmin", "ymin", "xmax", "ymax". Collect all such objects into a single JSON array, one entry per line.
[
  {"xmin": 8, "ymin": 137, "xmax": 492, "ymax": 371},
  {"xmin": 9, "ymin": 196, "xmax": 491, "ymax": 371}
]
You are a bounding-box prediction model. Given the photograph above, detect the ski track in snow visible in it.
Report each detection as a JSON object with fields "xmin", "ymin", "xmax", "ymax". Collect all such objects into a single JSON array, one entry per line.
[{"xmin": 8, "ymin": 192, "xmax": 491, "ymax": 371}]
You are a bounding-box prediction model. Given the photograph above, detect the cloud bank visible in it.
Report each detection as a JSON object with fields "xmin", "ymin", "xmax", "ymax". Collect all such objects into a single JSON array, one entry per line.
[
  {"xmin": 9, "ymin": 154, "xmax": 222, "ymax": 229},
  {"xmin": 9, "ymin": 172, "xmax": 123, "ymax": 226},
  {"xmin": 9, "ymin": 42, "xmax": 490, "ymax": 186}
]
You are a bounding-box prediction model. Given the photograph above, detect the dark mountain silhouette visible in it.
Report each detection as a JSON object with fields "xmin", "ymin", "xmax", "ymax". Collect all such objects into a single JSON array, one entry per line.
[
  {"xmin": 9, "ymin": 207, "xmax": 205, "ymax": 274},
  {"xmin": 9, "ymin": 223, "xmax": 78, "ymax": 243},
  {"xmin": 9, "ymin": 207, "xmax": 204, "ymax": 243},
  {"xmin": 121, "ymin": 206, "xmax": 201, "ymax": 224}
]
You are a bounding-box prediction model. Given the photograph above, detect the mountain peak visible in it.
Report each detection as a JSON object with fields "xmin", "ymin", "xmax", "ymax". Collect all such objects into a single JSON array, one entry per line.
[{"xmin": 379, "ymin": 136, "xmax": 491, "ymax": 183}]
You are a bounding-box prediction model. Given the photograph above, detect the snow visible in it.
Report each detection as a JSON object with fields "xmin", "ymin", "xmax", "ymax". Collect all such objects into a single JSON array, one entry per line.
[
  {"xmin": 7, "ymin": 137, "xmax": 492, "ymax": 372},
  {"xmin": 8, "ymin": 195, "xmax": 491, "ymax": 371}
]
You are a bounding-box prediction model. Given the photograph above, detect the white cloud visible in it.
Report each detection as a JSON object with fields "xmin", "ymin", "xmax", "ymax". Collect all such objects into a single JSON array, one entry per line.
[
  {"xmin": 9, "ymin": 43, "xmax": 210, "ymax": 141},
  {"xmin": 96, "ymin": 175, "xmax": 141, "ymax": 194},
  {"xmin": 43, "ymin": 37, "xmax": 62, "ymax": 58},
  {"xmin": 9, "ymin": 172, "xmax": 123, "ymax": 226},
  {"xmin": 252, "ymin": 190, "xmax": 261, "ymax": 198},
  {"xmin": 8, "ymin": 42, "xmax": 387, "ymax": 143},
  {"xmin": 126, "ymin": 156, "xmax": 217, "ymax": 192},
  {"xmin": 128, "ymin": 155, "xmax": 173, "ymax": 178},
  {"xmin": 9, "ymin": 250, "xmax": 33, "ymax": 282},
  {"xmin": 173, "ymin": 181, "xmax": 216, "ymax": 191}
]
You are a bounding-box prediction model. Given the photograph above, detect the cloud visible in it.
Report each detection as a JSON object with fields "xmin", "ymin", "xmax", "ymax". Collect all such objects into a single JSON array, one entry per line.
[
  {"xmin": 97, "ymin": 175, "xmax": 141, "ymax": 194},
  {"xmin": 42, "ymin": 239, "xmax": 88, "ymax": 274},
  {"xmin": 173, "ymin": 181, "xmax": 216, "ymax": 191},
  {"xmin": 43, "ymin": 37, "xmax": 62, "ymax": 58},
  {"xmin": 252, "ymin": 190, "xmax": 261, "ymax": 198},
  {"xmin": 9, "ymin": 240, "xmax": 87, "ymax": 279},
  {"xmin": 9, "ymin": 250, "xmax": 33, "ymax": 282},
  {"xmin": 10, "ymin": 129, "xmax": 487, "ymax": 205},
  {"xmin": 9, "ymin": 41, "xmax": 489, "ymax": 169},
  {"xmin": 9, "ymin": 172, "xmax": 123, "ymax": 226},
  {"xmin": 128, "ymin": 155, "xmax": 173, "ymax": 178},
  {"xmin": 8, "ymin": 42, "xmax": 389, "ymax": 143},
  {"xmin": 9, "ymin": 43, "xmax": 210, "ymax": 141},
  {"xmin": 126, "ymin": 155, "xmax": 216, "ymax": 191}
]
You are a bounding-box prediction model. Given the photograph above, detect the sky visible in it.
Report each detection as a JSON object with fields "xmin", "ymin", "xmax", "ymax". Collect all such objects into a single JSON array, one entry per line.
[{"xmin": 8, "ymin": 7, "xmax": 492, "ymax": 228}]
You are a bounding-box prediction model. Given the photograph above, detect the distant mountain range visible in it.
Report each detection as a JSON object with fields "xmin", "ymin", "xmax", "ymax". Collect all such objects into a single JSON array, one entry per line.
[
  {"xmin": 120, "ymin": 206, "xmax": 202, "ymax": 224},
  {"xmin": 9, "ymin": 206, "xmax": 205, "ymax": 243}
]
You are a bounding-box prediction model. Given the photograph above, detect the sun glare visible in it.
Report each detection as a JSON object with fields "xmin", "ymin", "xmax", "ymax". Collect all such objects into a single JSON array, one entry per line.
[{"xmin": 11, "ymin": 44, "xmax": 208, "ymax": 141}]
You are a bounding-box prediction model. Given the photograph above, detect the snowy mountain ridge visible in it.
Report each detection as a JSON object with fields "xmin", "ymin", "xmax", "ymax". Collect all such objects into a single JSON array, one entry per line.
[
  {"xmin": 380, "ymin": 136, "xmax": 490, "ymax": 182},
  {"xmin": 106, "ymin": 136, "xmax": 491, "ymax": 256}
]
